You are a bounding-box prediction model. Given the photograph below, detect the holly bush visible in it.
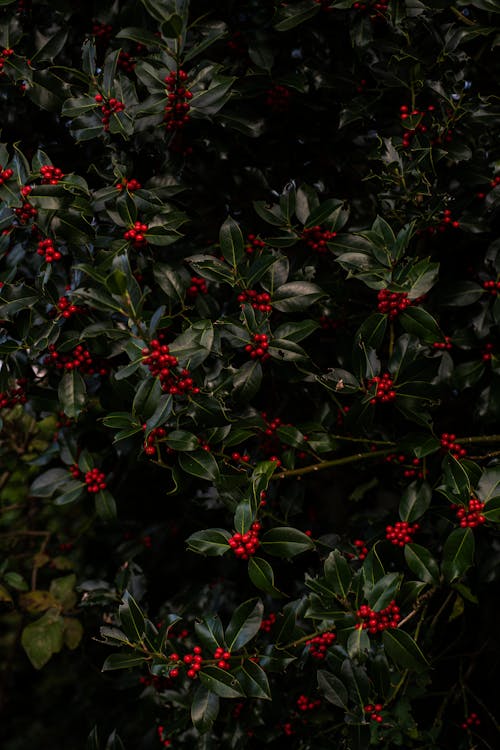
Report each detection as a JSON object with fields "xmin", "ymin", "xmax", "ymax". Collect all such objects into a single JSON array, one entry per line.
[{"xmin": 2, "ymin": 0, "xmax": 500, "ymax": 748}]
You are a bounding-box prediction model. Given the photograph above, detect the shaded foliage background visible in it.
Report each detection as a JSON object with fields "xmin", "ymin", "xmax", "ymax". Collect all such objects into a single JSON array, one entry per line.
[{"xmin": 1, "ymin": 0, "xmax": 500, "ymax": 748}]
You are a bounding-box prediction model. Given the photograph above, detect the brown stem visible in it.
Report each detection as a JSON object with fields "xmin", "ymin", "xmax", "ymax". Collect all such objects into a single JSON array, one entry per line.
[{"xmin": 275, "ymin": 449, "xmax": 393, "ymax": 480}]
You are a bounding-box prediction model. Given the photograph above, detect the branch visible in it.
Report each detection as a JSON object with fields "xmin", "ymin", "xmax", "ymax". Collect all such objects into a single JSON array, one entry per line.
[{"xmin": 275, "ymin": 448, "xmax": 393, "ymax": 480}]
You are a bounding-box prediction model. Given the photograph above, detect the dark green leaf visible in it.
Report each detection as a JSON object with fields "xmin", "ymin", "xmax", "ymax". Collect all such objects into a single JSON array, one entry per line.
[
  {"xmin": 442, "ymin": 527, "xmax": 475, "ymax": 582},
  {"xmin": 225, "ymin": 598, "xmax": 263, "ymax": 651},
  {"xmin": 382, "ymin": 629, "xmax": 428, "ymax": 672}
]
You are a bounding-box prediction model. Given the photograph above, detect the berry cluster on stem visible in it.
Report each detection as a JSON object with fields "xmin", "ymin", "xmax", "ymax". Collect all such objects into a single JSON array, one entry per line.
[
  {"xmin": 385, "ymin": 520, "xmax": 419, "ymax": 547},
  {"xmin": 187, "ymin": 276, "xmax": 208, "ymax": 298},
  {"xmin": 141, "ymin": 339, "xmax": 200, "ymax": 396},
  {"xmin": 368, "ymin": 373, "xmax": 396, "ymax": 404},
  {"xmin": 40, "ymin": 165, "xmax": 64, "ymax": 184},
  {"xmin": 124, "ymin": 221, "xmax": 148, "ymax": 248},
  {"xmin": 142, "ymin": 425, "xmax": 167, "ymax": 457},
  {"xmin": 306, "ymin": 631, "xmax": 336, "ymax": 659},
  {"xmin": 213, "ymin": 647, "xmax": 231, "ymax": 670},
  {"xmin": 84, "ymin": 468, "xmax": 106, "ymax": 493},
  {"xmin": 377, "ymin": 289, "xmax": 411, "ymax": 319},
  {"xmin": 245, "ymin": 333, "xmax": 270, "ymax": 361},
  {"xmin": 440, "ymin": 433, "xmax": 467, "ymax": 459},
  {"xmin": 0, "ymin": 165, "xmax": 13, "ymax": 184},
  {"xmin": 296, "ymin": 695, "xmax": 321, "ymax": 712},
  {"xmin": 228, "ymin": 521, "xmax": 261, "ymax": 559},
  {"xmin": 483, "ymin": 279, "xmax": 500, "ymax": 296},
  {"xmin": 433, "ymin": 336, "xmax": 452, "ymax": 351},
  {"xmin": 384, "ymin": 453, "xmax": 423, "ymax": 479},
  {"xmin": 116, "ymin": 177, "xmax": 141, "ymax": 192},
  {"xmin": 461, "ymin": 712, "xmax": 480, "ymax": 730},
  {"xmin": 265, "ymin": 84, "xmax": 290, "ymax": 113},
  {"xmin": 364, "ymin": 703, "xmax": 384, "ymax": 723},
  {"xmin": 245, "ymin": 234, "xmax": 265, "ymax": 255},
  {"xmin": 94, "ymin": 94, "xmax": 125, "ymax": 131},
  {"xmin": 164, "ymin": 69, "xmax": 192, "ymax": 131},
  {"xmin": 0, "ymin": 48, "xmax": 14, "ymax": 74},
  {"xmin": 237, "ymin": 289, "xmax": 272, "ymax": 313},
  {"xmin": 356, "ymin": 601, "xmax": 400, "ymax": 634},
  {"xmin": 0, "ymin": 380, "xmax": 27, "ymax": 409},
  {"xmin": 37, "ymin": 238, "xmax": 61, "ymax": 263},
  {"xmin": 260, "ymin": 612, "xmax": 276, "ymax": 632},
  {"xmin": 45, "ymin": 344, "xmax": 108, "ymax": 376},
  {"xmin": 452, "ymin": 498, "xmax": 486, "ymax": 528},
  {"xmin": 55, "ymin": 296, "xmax": 84, "ymax": 319},
  {"xmin": 353, "ymin": 539, "xmax": 368, "ymax": 560},
  {"xmin": 301, "ymin": 225, "xmax": 336, "ymax": 253}
]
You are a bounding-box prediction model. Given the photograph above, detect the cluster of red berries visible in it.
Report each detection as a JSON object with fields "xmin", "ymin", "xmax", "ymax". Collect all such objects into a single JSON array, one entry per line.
[
  {"xmin": 477, "ymin": 176, "xmax": 500, "ymax": 200},
  {"xmin": 353, "ymin": 539, "xmax": 369, "ymax": 560},
  {"xmin": 228, "ymin": 522, "xmax": 261, "ymax": 559},
  {"xmin": 261, "ymin": 413, "xmax": 285, "ymax": 437},
  {"xmin": 245, "ymin": 234, "xmax": 266, "ymax": 255},
  {"xmin": 319, "ymin": 315, "xmax": 341, "ymax": 331},
  {"xmin": 433, "ymin": 336, "xmax": 452, "ymax": 351},
  {"xmin": 45, "ymin": 344, "xmax": 108, "ymax": 376},
  {"xmin": 440, "ymin": 433, "xmax": 467, "ymax": 459},
  {"xmin": 460, "ymin": 712, "xmax": 481, "ymax": 730},
  {"xmin": 37, "ymin": 237, "xmax": 61, "ymax": 263},
  {"xmin": 231, "ymin": 451, "xmax": 251, "ymax": 464},
  {"xmin": 245, "ymin": 333, "xmax": 270, "ymax": 361},
  {"xmin": 353, "ymin": 0, "xmax": 389, "ymax": 11},
  {"xmin": 305, "ymin": 631, "xmax": 336, "ymax": 659},
  {"xmin": 356, "ymin": 78, "xmax": 368, "ymax": 94},
  {"xmin": 55, "ymin": 296, "xmax": 84, "ymax": 319},
  {"xmin": 377, "ymin": 289, "xmax": 411, "ymax": 319},
  {"xmin": 260, "ymin": 612, "xmax": 277, "ymax": 633},
  {"xmin": 69, "ymin": 464, "xmax": 81, "ymax": 479},
  {"xmin": 213, "ymin": 647, "xmax": 231, "ymax": 670},
  {"xmin": 142, "ymin": 425, "xmax": 167, "ymax": 457},
  {"xmin": 117, "ymin": 51, "xmax": 136, "ymax": 73},
  {"xmin": 40, "ymin": 165, "xmax": 64, "ymax": 184},
  {"xmin": 384, "ymin": 453, "xmax": 423, "ymax": 479},
  {"xmin": 452, "ymin": 498, "xmax": 486, "ymax": 528},
  {"xmin": 385, "ymin": 520, "xmax": 419, "ymax": 547},
  {"xmin": 482, "ymin": 343, "xmax": 494, "ymax": 362},
  {"xmin": 187, "ymin": 276, "xmax": 208, "ymax": 298},
  {"xmin": 14, "ymin": 200, "xmax": 37, "ymax": 223},
  {"xmin": 438, "ymin": 208, "xmax": 460, "ymax": 230},
  {"xmin": 425, "ymin": 208, "xmax": 460, "ymax": 234},
  {"xmin": 0, "ymin": 380, "xmax": 27, "ymax": 410},
  {"xmin": 0, "ymin": 48, "xmax": 14, "ymax": 75},
  {"xmin": 265, "ymin": 84, "xmax": 290, "ymax": 113},
  {"xmin": 301, "ymin": 225, "xmax": 336, "ymax": 253},
  {"xmin": 138, "ymin": 674, "xmax": 170, "ymax": 691},
  {"xmin": 367, "ymin": 373, "xmax": 396, "ymax": 404},
  {"xmin": 94, "ymin": 94, "xmax": 125, "ymax": 131},
  {"xmin": 356, "ymin": 601, "xmax": 400, "ymax": 634},
  {"xmin": 482, "ymin": 279, "xmax": 500, "ymax": 296},
  {"xmin": 0, "ymin": 165, "xmax": 13, "ymax": 184},
  {"xmin": 164, "ymin": 69, "xmax": 192, "ymax": 131},
  {"xmin": 142, "ymin": 340, "xmax": 200, "ymax": 396},
  {"xmin": 364, "ymin": 703, "xmax": 384, "ymax": 723},
  {"xmin": 297, "ymin": 695, "xmax": 321, "ymax": 712},
  {"xmin": 124, "ymin": 221, "xmax": 148, "ymax": 248},
  {"xmin": 157, "ymin": 726, "xmax": 171, "ymax": 748},
  {"xmin": 400, "ymin": 105, "xmax": 434, "ymax": 148},
  {"xmin": 91, "ymin": 20, "xmax": 112, "ymax": 47},
  {"xmin": 237, "ymin": 289, "xmax": 272, "ymax": 313},
  {"xmin": 169, "ymin": 645, "xmax": 203, "ymax": 679},
  {"xmin": 116, "ymin": 178, "xmax": 142, "ymax": 192},
  {"xmin": 314, "ymin": 0, "xmax": 332, "ymax": 10},
  {"xmin": 84, "ymin": 468, "xmax": 107, "ymax": 494}
]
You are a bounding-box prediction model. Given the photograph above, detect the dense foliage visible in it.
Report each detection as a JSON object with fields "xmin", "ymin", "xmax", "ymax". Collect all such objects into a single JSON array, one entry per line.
[{"xmin": 2, "ymin": 0, "xmax": 500, "ymax": 748}]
